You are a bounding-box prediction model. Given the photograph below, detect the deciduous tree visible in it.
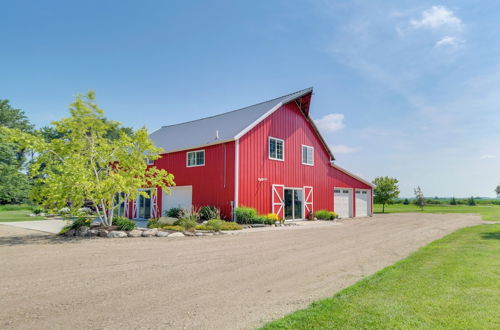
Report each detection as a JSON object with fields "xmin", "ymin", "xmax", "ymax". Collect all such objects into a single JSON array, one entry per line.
[
  {"xmin": 372, "ymin": 176, "xmax": 400, "ymax": 213},
  {"xmin": 414, "ymin": 186, "xmax": 426, "ymax": 211},
  {"xmin": 2, "ymin": 92, "xmax": 174, "ymax": 225}
]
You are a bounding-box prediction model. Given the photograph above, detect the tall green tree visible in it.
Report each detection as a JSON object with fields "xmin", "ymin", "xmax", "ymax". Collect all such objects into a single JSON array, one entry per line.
[
  {"xmin": 372, "ymin": 176, "xmax": 400, "ymax": 213},
  {"xmin": 2, "ymin": 92, "xmax": 174, "ymax": 225},
  {"xmin": 0, "ymin": 100, "xmax": 33, "ymax": 204},
  {"xmin": 495, "ymin": 184, "xmax": 500, "ymax": 198}
]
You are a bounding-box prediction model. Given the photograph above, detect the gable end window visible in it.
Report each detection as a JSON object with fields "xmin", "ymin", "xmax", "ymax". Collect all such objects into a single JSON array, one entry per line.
[
  {"xmin": 302, "ymin": 145, "xmax": 314, "ymax": 166},
  {"xmin": 268, "ymin": 137, "xmax": 284, "ymax": 161},
  {"xmin": 187, "ymin": 150, "xmax": 205, "ymax": 167}
]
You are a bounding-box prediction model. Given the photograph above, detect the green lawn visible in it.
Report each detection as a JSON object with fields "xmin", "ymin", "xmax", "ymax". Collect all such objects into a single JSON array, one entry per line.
[
  {"xmin": 374, "ymin": 203, "xmax": 500, "ymax": 221},
  {"xmin": 262, "ymin": 224, "xmax": 500, "ymax": 329},
  {"xmin": 0, "ymin": 210, "xmax": 44, "ymax": 222}
]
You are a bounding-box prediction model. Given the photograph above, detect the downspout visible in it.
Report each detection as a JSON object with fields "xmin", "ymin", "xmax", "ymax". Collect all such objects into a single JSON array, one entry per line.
[{"xmin": 234, "ymin": 139, "xmax": 239, "ymax": 221}]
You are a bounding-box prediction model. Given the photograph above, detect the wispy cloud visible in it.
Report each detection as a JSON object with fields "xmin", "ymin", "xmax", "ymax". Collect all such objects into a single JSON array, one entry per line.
[
  {"xmin": 480, "ymin": 154, "xmax": 497, "ymax": 160},
  {"xmin": 410, "ymin": 6, "xmax": 462, "ymax": 31},
  {"xmin": 435, "ymin": 36, "xmax": 464, "ymax": 48},
  {"xmin": 314, "ymin": 113, "xmax": 345, "ymax": 132},
  {"xmin": 332, "ymin": 144, "xmax": 358, "ymax": 154}
]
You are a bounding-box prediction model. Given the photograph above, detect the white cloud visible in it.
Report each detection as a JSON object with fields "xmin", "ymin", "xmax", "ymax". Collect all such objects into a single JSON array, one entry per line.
[
  {"xmin": 480, "ymin": 154, "xmax": 497, "ymax": 159},
  {"xmin": 435, "ymin": 36, "xmax": 464, "ymax": 48},
  {"xmin": 410, "ymin": 6, "xmax": 462, "ymax": 31},
  {"xmin": 314, "ymin": 113, "xmax": 345, "ymax": 132},
  {"xmin": 332, "ymin": 144, "xmax": 358, "ymax": 154}
]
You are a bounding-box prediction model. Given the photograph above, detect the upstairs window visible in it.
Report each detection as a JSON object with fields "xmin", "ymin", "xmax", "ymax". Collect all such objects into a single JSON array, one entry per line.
[
  {"xmin": 269, "ymin": 137, "xmax": 284, "ymax": 161},
  {"xmin": 146, "ymin": 157, "xmax": 154, "ymax": 165},
  {"xmin": 187, "ymin": 150, "xmax": 205, "ymax": 167},
  {"xmin": 302, "ymin": 145, "xmax": 314, "ymax": 166}
]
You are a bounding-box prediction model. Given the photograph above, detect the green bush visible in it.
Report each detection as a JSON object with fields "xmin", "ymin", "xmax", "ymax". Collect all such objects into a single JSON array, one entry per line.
[
  {"xmin": 315, "ymin": 210, "xmax": 330, "ymax": 220},
  {"xmin": 112, "ymin": 216, "xmax": 136, "ymax": 231},
  {"xmin": 174, "ymin": 217, "xmax": 197, "ymax": 231},
  {"xmin": 199, "ymin": 206, "xmax": 221, "ymax": 221},
  {"xmin": 403, "ymin": 198, "xmax": 410, "ymax": 205},
  {"xmin": 165, "ymin": 207, "xmax": 185, "ymax": 218},
  {"xmin": 235, "ymin": 206, "xmax": 258, "ymax": 224},
  {"xmin": 162, "ymin": 225, "xmax": 185, "ymax": 231},
  {"xmin": 467, "ymin": 196, "xmax": 476, "ymax": 206},
  {"xmin": 147, "ymin": 218, "xmax": 160, "ymax": 228},
  {"xmin": 32, "ymin": 206, "xmax": 44, "ymax": 214},
  {"xmin": 196, "ymin": 220, "xmax": 243, "ymax": 231},
  {"xmin": 71, "ymin": 217, "xmax": 91, "ymax": 229}
]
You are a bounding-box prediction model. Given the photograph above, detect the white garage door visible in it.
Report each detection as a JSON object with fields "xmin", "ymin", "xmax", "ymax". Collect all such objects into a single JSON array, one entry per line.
[
  {"xmin": 355, "ymin": 189, "xmax": 370, "ymax": 217},
  {"xmin": 162, "ymin": 186, "xmax": 192, "ymax": 214},
  {"xmin": 334, "ymin": 188, "xmax": 352, "ymax": 218}
]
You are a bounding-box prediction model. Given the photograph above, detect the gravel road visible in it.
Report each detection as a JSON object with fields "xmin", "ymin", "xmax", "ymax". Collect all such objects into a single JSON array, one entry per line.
[{"xmin": 0, "ymin": 213, "xmax": 482, "ymax": 330}]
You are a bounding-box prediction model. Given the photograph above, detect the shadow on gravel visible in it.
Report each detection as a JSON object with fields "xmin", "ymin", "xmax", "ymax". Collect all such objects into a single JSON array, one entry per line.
[{"xmin": 0, "ymin": 234, "xmax": 87, "ymax": 246}]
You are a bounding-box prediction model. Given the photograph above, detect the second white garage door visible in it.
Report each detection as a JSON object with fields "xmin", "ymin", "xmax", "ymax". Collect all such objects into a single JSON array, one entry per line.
[
  {"xmin": 355, "ymin": 189, "xmax": 370, "ymax": 217},
  {"xmin": 334, "ymin": 188, "xmax": 352, "ymax": 218},
  {"xmin": 162, "ymin": 186, "xmax": 192, "ymax": 214}
]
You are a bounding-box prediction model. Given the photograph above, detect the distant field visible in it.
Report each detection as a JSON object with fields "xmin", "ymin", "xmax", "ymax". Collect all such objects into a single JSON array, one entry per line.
[
  {"xmin": 374, "ymin": 203, "xmax": 500, "ymax": 221},
  {"xmin": 262, "ymin": 224, "xmax": 500, "ymax": 329}
]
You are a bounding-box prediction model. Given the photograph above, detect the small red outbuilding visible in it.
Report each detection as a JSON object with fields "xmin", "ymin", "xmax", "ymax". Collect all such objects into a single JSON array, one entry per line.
[{"xmin": 125, "ymin": 88, "xmax": 373, "ymax": 221}]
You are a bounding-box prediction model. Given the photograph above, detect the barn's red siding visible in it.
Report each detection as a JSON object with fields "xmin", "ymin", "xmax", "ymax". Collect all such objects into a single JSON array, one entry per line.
[
  {"xmin": 155, "ymin": 142, "xmax": 235, "ymax": 219},
  {"xmin": 238, "ymin": 101, "xmax": 371, "ymax": 216}
]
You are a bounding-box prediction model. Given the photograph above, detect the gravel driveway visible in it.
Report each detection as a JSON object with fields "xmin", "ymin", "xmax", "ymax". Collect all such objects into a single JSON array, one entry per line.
[{"xmin": 0, "ymin": 213, "xmax": 482, "ymax": 330}]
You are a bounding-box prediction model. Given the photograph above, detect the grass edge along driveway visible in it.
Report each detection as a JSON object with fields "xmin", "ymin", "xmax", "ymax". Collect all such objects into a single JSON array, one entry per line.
[
  {"xmin": 262, "ymin": 224, "xmax": 500, "ymax": 329},
  {"xmin": 374, "ymin": 203, "xmax": 500, "ymax": 221}
]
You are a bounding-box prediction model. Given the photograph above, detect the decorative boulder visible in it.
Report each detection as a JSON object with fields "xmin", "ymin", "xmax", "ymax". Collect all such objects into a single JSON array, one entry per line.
[
  {"xmin": 64, "ymin": 229, "xmax": 76, "ymax": 237},
  {"xmin": 142, "ymin": 228, "xmax": 158, "ymax": 237},
  {"xmin": 127, "ymin": 230, "xmax": 143, "ymax": 237},
  {"xmin": 98, "ymin": 229, "xmax": 109, "ymax": 237},
  {"xmin": 107, "ymin": 231, "xmax": 127, "ymax": 238},
  {"xmin": 76, "ymin": 227, "xmax": 89, "ymax": 237},
  {"xmin": 86, "ymin": 229, "xmax": 99, "ymax": 237},
  {"xmin": 156, "ymin": 231, "xmax": 170, "ymax": 237},
  {"xmin": 169, "ymin": 232, "xmax": 185, "ymax": 238},
  {"xmin": 157, "ymin": 217, "xmax": 178, "ymax": 226}
]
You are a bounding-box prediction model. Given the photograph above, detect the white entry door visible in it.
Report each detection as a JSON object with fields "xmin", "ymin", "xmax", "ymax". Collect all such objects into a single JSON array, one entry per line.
[
  {"xmin": 334, "ymin": 188, "xmax": 352, "ymax": 218},
  {"xmin": 355, "ymin": 189, "xmax": 370, "ymax": 217},
  {"xmin": 162, "ymin": 186, "xmax": 192, "ymax": 215}
]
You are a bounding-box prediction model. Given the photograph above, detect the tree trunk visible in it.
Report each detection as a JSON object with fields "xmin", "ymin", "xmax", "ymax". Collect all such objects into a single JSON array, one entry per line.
[{"xmin": 382, "ymin": 203, "xmax": 385, "ymax": 213}]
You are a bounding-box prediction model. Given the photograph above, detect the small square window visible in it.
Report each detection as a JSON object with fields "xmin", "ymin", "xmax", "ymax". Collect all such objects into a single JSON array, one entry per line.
[
  {"xmin": 302, "ymin": 145, "xmax": 314, "ymax": 165},
  {"xmin": 269, "ymin": 137, "xmax": 284, "ymax": 161},
  {"xmin": 146, "ymin": 157, "xmax": 154, "ymax": 165},
  {"xmin": 187, "ymin": 150, "xmax": 205, "ymax": 167}
]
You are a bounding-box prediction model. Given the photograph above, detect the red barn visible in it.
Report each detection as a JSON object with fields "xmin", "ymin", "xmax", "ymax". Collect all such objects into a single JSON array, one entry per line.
[{"xmin": 124, "ymin": 88, "xmax": 373, "ymax": 221}]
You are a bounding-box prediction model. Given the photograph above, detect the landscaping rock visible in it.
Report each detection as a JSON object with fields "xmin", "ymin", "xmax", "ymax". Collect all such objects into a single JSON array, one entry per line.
[
  {"xmin": 168, "ymin": 232, "xmax": 185, "ymax": 238},
  {"xmin": 127, "ymin": 230, "xmax": 143, "ymax": 237},
  {"xmin": 157, "ymin": 217, "xmax": 177, "ymax": 226},
  {"xmin": 107, "ymin": 231, "xmax": 127, "ymax": 238},
  {"xmin": 194, "ymin": 232, "xmax": 205, "ymax": 236},
  {"xmin": 86, "ymin": 229, "xmax": 99, "ymax": 237},
  {"xmin": 64, "ymin": 229, "xmax": 76, "ymax": 237},
  {"xmin": 156, "ymin": 231, "xmax": 170, "ymax": 237},
  {"xmin": 142, "ymin": 228, "xmax": 158, "ymax": 237},
  {"xmin": 251, "ymin": 224, "xmax": 266, "ymax": 228},
  {"xmin": 183, "ymin": 231, "xmax": 195, "ymax": 236},
  {"xmin": 98, "ymin": 229, "xmax": 109, "ymax": 237},
  {"xmin": 77, "ymin": 227, "xmax": 89, "ymax": 236}
]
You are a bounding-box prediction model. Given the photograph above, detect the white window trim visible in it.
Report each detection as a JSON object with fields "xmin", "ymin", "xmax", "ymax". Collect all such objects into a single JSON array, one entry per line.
[
  {"xmin": 186, "ymin": 149, "xmax": 205, "ymax": 167},
  {"xmin": 268, "ymin": 136, "xmax": 285, "ymax": 161},
  {"xmin": 301, "ymin": 145, "xmax": 314, "ymax": 166},
  {"xmin": 146, "ymin": 157, "xmax": 154, "ymax": 165}
]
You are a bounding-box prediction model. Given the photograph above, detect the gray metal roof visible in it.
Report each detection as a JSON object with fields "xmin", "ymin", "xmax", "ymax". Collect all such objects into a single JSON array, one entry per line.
[{"xmin": 150, "ymin": 87, "xmax": 313, "ymax": 153}]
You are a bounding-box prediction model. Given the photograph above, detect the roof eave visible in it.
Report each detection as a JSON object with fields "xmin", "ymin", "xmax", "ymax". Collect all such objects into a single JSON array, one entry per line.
[{"xmin": 331, "ymin": 163, "xmax": 374, "ymax": 187}]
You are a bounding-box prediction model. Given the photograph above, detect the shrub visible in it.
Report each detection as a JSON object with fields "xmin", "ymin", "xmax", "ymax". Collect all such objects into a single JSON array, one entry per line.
[
  {"xmin": 147, "ymin": 218, "xmax": 160, "ymax": 228},
  {"xmin": 328, "ymin": 211, "xmax": 338, "ymax": 220},
  {"xmin": 162, "ymin": 225, "xmax": 185, "ymax": 231},
  {"xmin": 174, "ymin": 217, "xmax": 197, "ymax": 231},
  {"xmin": 450, "ymin": 197, "xmax": 457, "ymax": 205},
  {"xmin": 71, "ymin": 217, "xmax": 91, "ymax": 229},
  {"xmin": 77, "ymin": 207, "xmax": 92, "ymax": 215},
  {"xmin": 165, "ymin": 207, "xmax": 186, "ymax": 218},
  {"xmin": 32, "ymin": 206, "xmax": 44, "ymax": 215},
  {"xmin": 112, "ymin": 216, "xmax": 136, "ymax": 231},
  {"xmin": 235, "ymin": 206, "xmax": 258, "ymax": 224},
  {"xmin": 199, "ymin": 206, "xmax": 221, "ymax": 221},
  {"xmin": 315, "ymin": 210, "xmax": 330, "ymax": 220},
  {"xmin": 467, "ymin": 196, "xmax": 476, "ymax": 206},
  {"xmin": 403, "ymin": 198, "xmax": 410, "ymax": 205},
  {"xmin": 196, "ymin": 220, "xmax": 243, "ymax": 231},
  {"xmin": 265, "ymin": 213, "xmax": 279, "ymax": 222}
]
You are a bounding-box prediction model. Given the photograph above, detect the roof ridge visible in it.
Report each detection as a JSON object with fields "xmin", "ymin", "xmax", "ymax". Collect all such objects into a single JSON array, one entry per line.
[{"xmin": 160, "ymin": 87, "xmax": 313, "ymax": 128}]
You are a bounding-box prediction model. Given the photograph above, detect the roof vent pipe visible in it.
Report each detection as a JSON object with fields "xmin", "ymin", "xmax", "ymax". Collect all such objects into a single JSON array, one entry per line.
[{"xmin": 215, "ymin": 130, "xmax": 220, "ymax": 140}]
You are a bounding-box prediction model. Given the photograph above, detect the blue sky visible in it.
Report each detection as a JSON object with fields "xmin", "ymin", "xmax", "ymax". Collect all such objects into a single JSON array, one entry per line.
[{"xmin": 2, "ymin": 1, "xmax": 500, "ymax": 197}]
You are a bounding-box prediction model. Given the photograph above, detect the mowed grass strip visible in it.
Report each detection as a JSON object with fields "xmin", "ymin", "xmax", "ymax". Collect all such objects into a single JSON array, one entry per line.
[
  {"xmin": 262, "ymin": 224, "xmax": 500, "ymax": 329},
  {"xmin": 0, "ymin": 210, "xmax": 43, "ymax": 222},
  {"xmin": 374, "ymin": 203, "xmax": 500, "ymax": 221}
]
